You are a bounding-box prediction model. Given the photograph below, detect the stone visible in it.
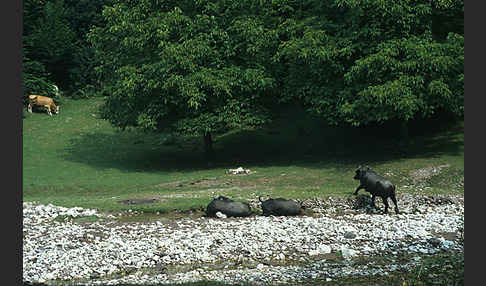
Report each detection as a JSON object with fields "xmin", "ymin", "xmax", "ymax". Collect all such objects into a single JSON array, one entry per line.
[
  {"xmin": 341, "ymin": 247, "xmax": 359, "ymax": 259},
  {"xmin": 215, "ymin": 212, "xmax": 227, "ymax": 219},
  {"xmin": 22, "ymin": 194, "xmax": 463, "ymax": 285},
  {"xmin": 344, "ymin": 231, "xmax": 356, "ymax": 239},
  {"xmin": 308, "ymin": 250, "xmax": 319, "ymax": 256},
  {"xmin": 427, "ymin": 237, "xmax": 442, "ymax": 247},
  {"xmin": 317, "ymin": 244, "xmax": 332, "ymax": 254}
]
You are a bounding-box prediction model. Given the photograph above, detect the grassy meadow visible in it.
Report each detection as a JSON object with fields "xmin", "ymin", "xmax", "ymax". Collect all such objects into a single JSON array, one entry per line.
[{"xmin": 22, "ymin": 97, "xmax": 464, "ymax": 214}]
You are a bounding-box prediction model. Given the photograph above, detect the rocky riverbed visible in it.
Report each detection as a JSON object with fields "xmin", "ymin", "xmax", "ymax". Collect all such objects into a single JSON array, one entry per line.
[{"xmin": 23, "ymin": 194, "xmax": 464, "ymax": 285}]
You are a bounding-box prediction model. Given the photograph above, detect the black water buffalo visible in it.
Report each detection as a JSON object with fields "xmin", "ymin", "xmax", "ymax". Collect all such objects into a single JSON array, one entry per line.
[
  {"xmin": 259, "ymin": 197, "xmax": 302, "ymax": 216},
  {"xmin": 206, "ymin": 196, "xmax": 252, "ymax": 218},
  {"xmin": 353, "ymin": 167, "xmax": 399, "ymax": 214}
]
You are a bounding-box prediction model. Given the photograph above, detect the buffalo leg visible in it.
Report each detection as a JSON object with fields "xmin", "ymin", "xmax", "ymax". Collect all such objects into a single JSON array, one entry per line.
[
  {"xmin": 381, "ymin": 197, "xmax": 389, "ymax": 214},
  {"xmin": 371, "ymin": 194, "xmax": 376, "ymax": 208},
  {"xmin": 391, "ymin": 194, "xmax": 399, "ymax": 214},
  {"xmin": 353, "ymin": 185, "xmax": 364, "ymax": 195}
]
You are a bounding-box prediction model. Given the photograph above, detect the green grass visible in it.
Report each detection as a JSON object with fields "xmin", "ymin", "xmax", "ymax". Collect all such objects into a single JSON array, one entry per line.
[{"xmin": 23, "ymin": 97, "xmax": 464, "ymax": 213}]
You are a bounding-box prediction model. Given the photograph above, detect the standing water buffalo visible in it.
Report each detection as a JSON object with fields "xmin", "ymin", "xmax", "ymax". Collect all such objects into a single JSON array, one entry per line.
[
  {"xmin": 353, "ymin": 166, "xmax": 399, "ymax": 214},
  {"xmin": 206, "ymin": 196, "xmax": 252, "ymax": 218},
  {"xmin": 259, "ymin": 197, "xmax": 302, "ymax": 216}
]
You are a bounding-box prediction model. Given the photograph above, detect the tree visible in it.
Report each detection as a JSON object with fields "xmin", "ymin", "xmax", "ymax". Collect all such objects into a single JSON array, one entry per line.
[
  {"xmin": 64, "ymin": 0, "xmax": 108, "ymax": 95},
  {"xmin": 23, "ymin": 0, "xmax": 77, "ymax": 89},
  {"xmin": 23, "ymin": 0, "xmax": 64, "ymax": 102},
  {"xmin": 22, "ymin": 49, "xmax": 58, "ymax": 104},
  {"xmin": 89, "ymin": 0, "xmax": 464, "ymax": 156},
  {"xmin": 339, "ymin": 33, "xmax": 464, "ymax": 126},
  {"xmin": 23, "ymin": 0, "xmax": 109, "ymax": 94},
  {"xmin": 276, "ymin": 0, "xmax": 463, "ymax": 130},
  {"xmin": 88, "ymin": 0, "xmax": 278, "ymax": 158}
]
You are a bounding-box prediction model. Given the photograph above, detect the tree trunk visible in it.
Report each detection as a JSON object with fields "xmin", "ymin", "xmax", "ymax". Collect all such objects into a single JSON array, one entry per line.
[{"xmin": 203, "ymin": 131, "xmax": 214, "ymax": 161}]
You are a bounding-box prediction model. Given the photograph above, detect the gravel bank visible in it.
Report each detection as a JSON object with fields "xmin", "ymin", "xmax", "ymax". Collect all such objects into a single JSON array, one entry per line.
[{"xmin": 23, "ymin": 194, "xmax": 464, "ymax": 285}]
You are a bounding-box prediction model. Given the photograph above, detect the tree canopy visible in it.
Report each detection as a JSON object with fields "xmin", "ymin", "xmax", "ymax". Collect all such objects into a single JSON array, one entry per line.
[
  {"xmin": 89, "ymin": 0, "xmax": 463, "ymax": 135},
  {"xmin": 23, "ymin": 0, "xmax": 107, "ymax": 100},
  {"xmin": 273, "ymin": 0, "xmax": 464, "ymax": 126},
  {"xmin": 24, "ymin": 0, "xmax": 463, "ymax": 150}
]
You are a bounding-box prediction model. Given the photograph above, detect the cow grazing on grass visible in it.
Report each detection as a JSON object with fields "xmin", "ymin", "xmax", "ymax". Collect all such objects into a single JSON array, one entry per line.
[
  {"xmin": 353, "ymin": 166, "xmax": 399, "ymax": 214},
  {"xmin": 206, "ymin": 196, "xmax": 252, "ymax": 218},
  {"xmin": 28, "ymin": 95, "xmax": 59, "ymax": 116},
  {"xmin": 259, "ymin": 197, "xmax": 302, "ymax": 216}
]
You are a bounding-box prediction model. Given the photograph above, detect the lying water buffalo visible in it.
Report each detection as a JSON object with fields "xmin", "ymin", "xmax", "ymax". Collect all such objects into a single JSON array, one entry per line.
[
  {"xmin": 353, "ymin": 166, "xmax": 399, "ymax": 214},
  {"xmin": 206, "ymin": 196, "xmax": 252, "ymax": 218},
  {"xmin": 259, "ymin": 197, "xmax": 302, "ymax": 216}
]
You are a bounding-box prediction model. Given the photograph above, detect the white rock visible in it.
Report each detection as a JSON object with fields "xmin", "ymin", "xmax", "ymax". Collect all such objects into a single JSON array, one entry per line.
[
  {"xmin": 22, "ymin": 195, "xmax": 463, "ymax": 285},
  {"xmin": 341, "ymin": 247, "xmax": 359, "ymax": 259},
  {"xmin": 215, "ymin": 212, "xmax": 227, "ymax": 218},
  {"xmin": 317, "ymin": 244, "xmax": 332, "ymax": 254}
]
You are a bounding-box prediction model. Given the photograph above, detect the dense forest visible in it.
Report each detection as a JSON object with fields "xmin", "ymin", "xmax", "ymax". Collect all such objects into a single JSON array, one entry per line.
[{"xmin": 23, "ymin": 0, "xmax": 464, "ymax": 154}]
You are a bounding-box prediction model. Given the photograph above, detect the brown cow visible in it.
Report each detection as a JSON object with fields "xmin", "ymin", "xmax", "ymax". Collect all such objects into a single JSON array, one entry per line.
[{"xmin": 28, "ymin": 95, "xmax": 59, "ymax": 116}]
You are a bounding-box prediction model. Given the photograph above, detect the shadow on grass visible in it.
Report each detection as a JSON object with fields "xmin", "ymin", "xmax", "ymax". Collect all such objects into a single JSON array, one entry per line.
[{"xmin": 62, "ymin": 117, "xmax": 463, "ymax": 173}]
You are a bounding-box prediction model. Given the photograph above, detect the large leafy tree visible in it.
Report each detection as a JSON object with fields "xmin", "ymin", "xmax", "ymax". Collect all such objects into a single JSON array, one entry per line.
[
  {"xmin": 23, "ymin": 0, "xmax": 64, "ymax": 102},
  {"xmin": 275, "ymin": 0, "xmax": 463, "ymax": 129},
  {"xmin": 335, "ymin": 0, "xmax": 464, "ymax": 127},
  {"xmin": 23, "ymin": 0, "xmax": 108, "ymax": 95},
  {"xmin": 23, "ymin": 0, "xmax": 77, "ymax": 89},
  {"xmin": 339, "ymin": 33, "xmax": 463, "ymax": 126},
  {"xmin": 22, "ymin": 49, "xmax": 58, "ymax": 104},
  {"xmin": 63, "ymin": 0, "xmax": 108, "ymax": 95},
  {"xmin": 88, "ymin": 0, "xmax": 279, "ymax": 157},
  {"xmin": 89, "ymin": 0, "xmax": 464, "ymax": 156}
]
